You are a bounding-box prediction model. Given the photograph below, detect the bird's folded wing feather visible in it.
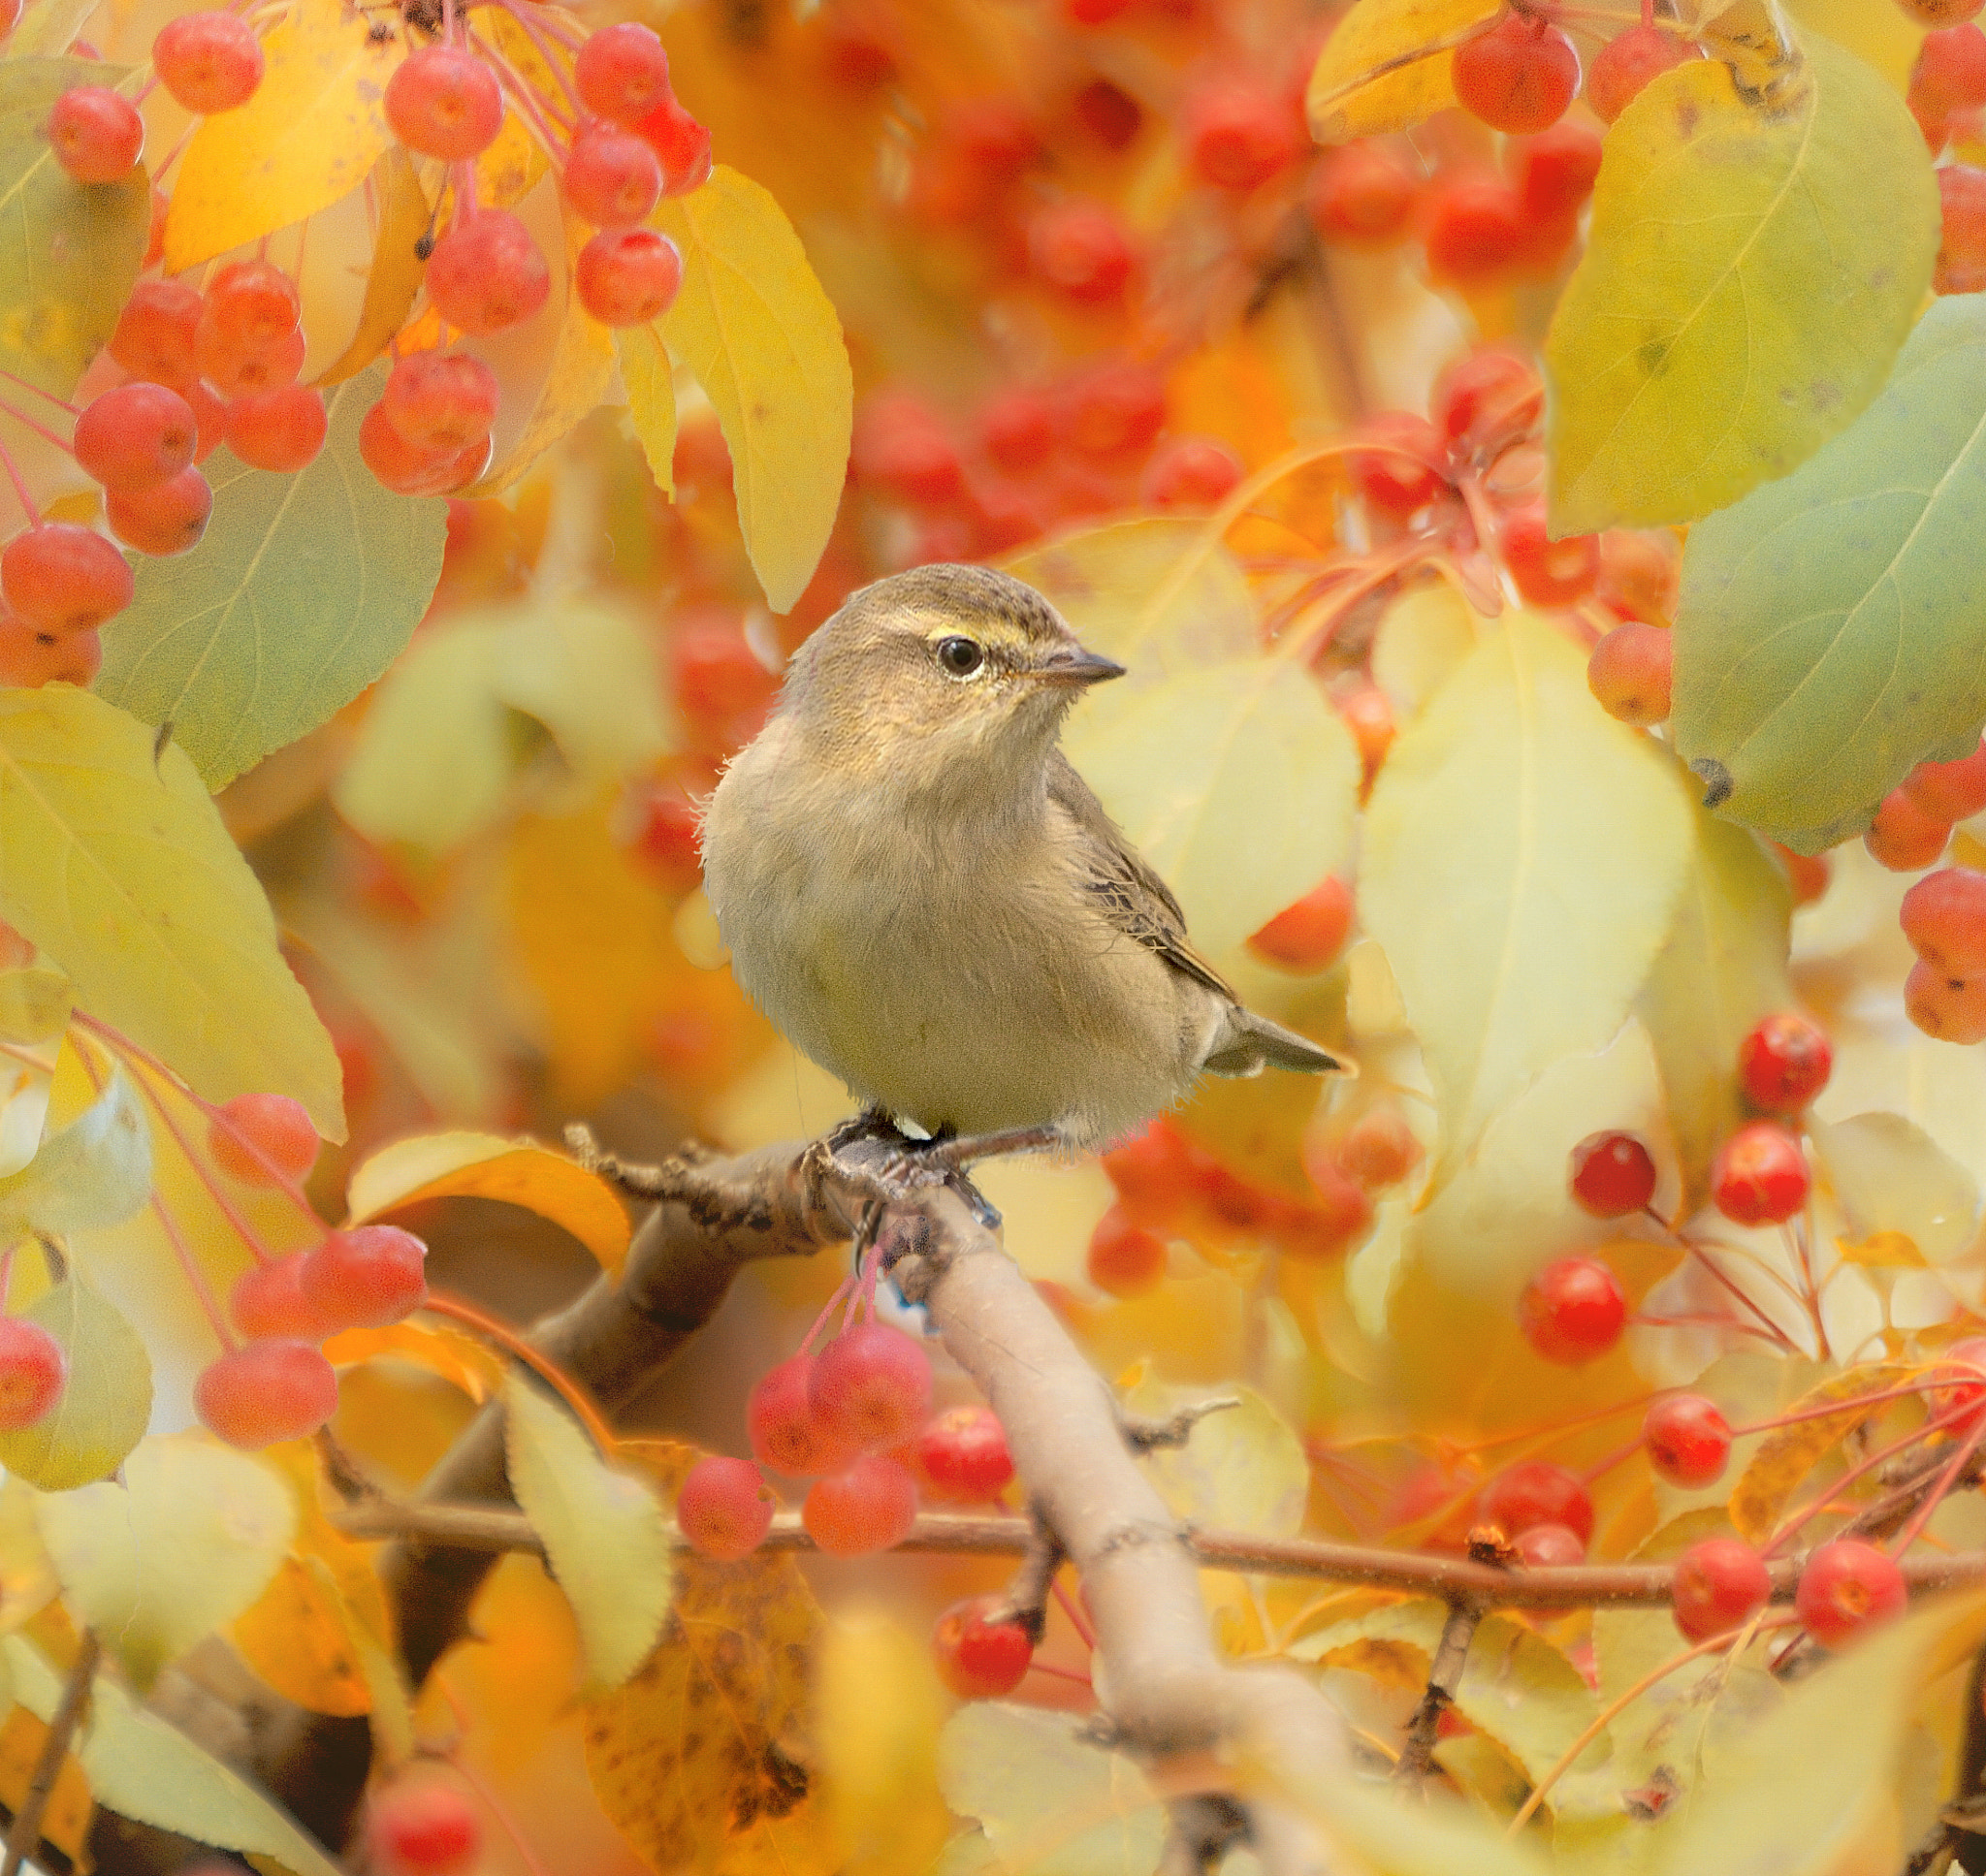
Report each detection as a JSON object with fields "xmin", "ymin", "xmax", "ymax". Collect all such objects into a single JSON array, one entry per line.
[{"xmin": 1046, "ymin": 752, "xmax": 1234, "ymax": 999}]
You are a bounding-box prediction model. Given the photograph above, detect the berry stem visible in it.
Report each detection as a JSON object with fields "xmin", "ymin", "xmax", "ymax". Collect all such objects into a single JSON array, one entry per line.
[
  {"xmin": 1668, "ymin": 1232, "xmax": 1804, "ymax": 1351},
  {"xmin": 1024, "ymin": 1659, "xmax": 1094, "ymax": 1689},
  {"xmin": 465, "ymin": 26, "xmax": 574, "ymax": 146},
  {"xmin": 495, "ymin": 0, "xmax": 583, "ymax": 50},
  {"xmin": 799, "ymin": 1273, "xmax": 855, "ymax": 1352},
  {"xmin": 482, "ymin": 3, "xmax": 582, "ymax": 119},
  {"xmin": 1271, "ymin": 537, "xmax": 1433, "ymax": 665},
  {"xmin": 1051, "ymin": 1575, "xmax": 1096, "ymax": 1651},
  {"xmin": 1762, "ymin": 1396, "xmax": 1982, "ymax": 1556},
  {"xmin": 0, "ymin": 370, "xmax": 80, "ymax": 417},
  {"xmin": 0, "ymin": 397, "xmax": 77, "ymax": 456},
  {"xmin": 1889, "ymin": 1414, "xmax": 1986, "ymax": 1556},
  {"xmin": 1729, "ymin": 1377, "xmax": 1949, "ymax": 1438},
  {"xmin": 1782, "ymin": 1221, "xmax": 1833, "ymax": 1362},
  {"xmin": 0, "ymin": 434, "xmax": 43, "ymax": 525},
  {"xmin": 1634, "ymin": 1312, "xmax": 1791, "ymax": 1347},
  {"xmin": 421, "ymin": 1288, "xmax": 618, "ymax": 1455}
]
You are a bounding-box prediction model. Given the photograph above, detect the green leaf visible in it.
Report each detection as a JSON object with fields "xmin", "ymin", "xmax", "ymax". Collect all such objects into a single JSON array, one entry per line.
[
  {"xmin": 0, "ymin": 1064, "xmax": 150, "ymax": 1236},
  {"xmin": 0, "ymin": 1277, "xmax": 151, "ymax": 1490},
  {"xmin": 97, "ymin": 365, "xmax": 448, "ymax": 791},
  {"xmin": 1307, "ymin": 1772, "xmax": 1552, "ymax": 1876},
  {"xmin": 0, "ymin": 58, "xmax": 148, "ymax": 397},
  {"xmin": 5, "ymin": 1635, "xmax": 342, "ymax": 1876},
  {"xmin": 939, "ymin": 1702, "xmax": 1163, "ymax": 1876},
  {"xmin": 1121, "ymin": 1378, "xmax": 1306, "ymax": 1538},
  {"xmin": 0, "ymin": 687, "xmax": 344, "ymax": 1137},
  {"xmin": 616, "ymin": 324, "xmax": 676, "ymax": 501},
  {"xmin": 492, "ymin": 599, "xmax": 669, "ymax": 781},
  {"xmin": 1545, "ymin": 34, "xmax": 1937, "ymax": 534},
  {"xmin": 1361, "ymin": 616, "xmax": 1692, "ymax": 1185},
  {"xmin": 6, "ymin": 0, "xmax": 98, "ymax": 59},
  {"xmin": 504, "ymin": 1374, "xmax": 671, "ymax": 1689},
  {"xmin": 1671, "ymin": 297, "xmax": 1986, "ymax": 848},
  {"xmin": 1811, "ymin": 1110, "xmax": 1981, "ymax": 1266},
  {"xmin": 653, "ymin": 168, "xmax": 853, "ymax": 614},
  {"xmin": 1636, "ymin": 790, "xmax": 1792, "ymax": 1209},
  {"xmin": 35, "ymin": 1438, "xmax": 294, "ymax": 1690},
  {"xmin": 0, "ymin": 966, "xmax": 72, "ymax": 1044},
  {"xmin": 1064, "ymin": 659, "xmax": 1361, "ymax": 959}
]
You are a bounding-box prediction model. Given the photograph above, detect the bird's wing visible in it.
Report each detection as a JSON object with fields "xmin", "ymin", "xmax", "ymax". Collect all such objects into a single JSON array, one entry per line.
[{"xmin": 1046, "ymin": 750, "xmax": 1235, "ymax": 1000}]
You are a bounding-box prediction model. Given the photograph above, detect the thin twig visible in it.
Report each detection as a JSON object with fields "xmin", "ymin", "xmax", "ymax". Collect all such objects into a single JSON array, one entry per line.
[
  {"xmin": 4, "ymin": 1631, "xmax": 100, "ymax": 1876},
  {"xmin": 1395, "ymin": 1601, "xmax": 1480, "ymax": 1781}
]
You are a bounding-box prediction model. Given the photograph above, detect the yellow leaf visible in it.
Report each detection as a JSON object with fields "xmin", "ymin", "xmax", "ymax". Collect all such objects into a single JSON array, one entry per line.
[
  {"xmin": 583, "ymin": 1545, "xmax": 834, "ymax": 1876},
  {"xmin": 654, "ymin": 167, "xmax": 853, "ymax": 613},
  {"xmin": 617, "ymin": 323, "xmax": 677, "ymax": 500},
  {"xmin": 315, "ymin": 146, "xmax": 430, "ymax": 387},
  {"xmin": 1122, "ymin": 1378, "xmax": 1307, "ymax": 1538},
  {"xmin": 1834, "ymin": 1230, "xmax": 1926, "ymax": 1269},
  {"xmin": 1812, "ymin": 1112, "xmax": 1980, "ymax": 1266},
  {"xmin": 321, "ymin": 1320, "xmax": 507, "ymax": 1401},
  {"xmin": 1546, "ymin": 35, "xmax": 1938, "ymax": 533},
  {"xmin": 0, "ymin": 965, "xmax": 72, "ymax": 1044},
  {"xmin": 1726, "ymin": 1363, "xmax": 1914, "ymax": 1545},
  {"xmin": 0, "ymin": 688, "xmax": 344, "ymax": 1138},
  {"xmin": 1304, "ymin": 0, "xmax": 1501, "ymax": 143},
  {"xmin": 346, "ymin": 1129, "xmax": 630, "ymax": 1270},
  {"xmin": 504, "ymin": 1375, "xmax": 672, "ymax": 1689},
  {"xmin": 5, "ymin": 0, "xmax": 94, "ymax": 59},
  {"xmin": 1370, "ymin": 581, "xmax": 1481, "ymax": 724},
  {"xmin": 166, "ymin": 0, "xmax": 407, "ymax": 271},
  {"xmin": 471, "ymin": 5, "xmax": 569, "ymax": 209},
  {"xmin": 1360, "ymin": 617, "xmax": 1692, "ymax": 1186},
  {"xmin": 817, "ymin": 1607, "xmax": 949, "ymax": 1876}
]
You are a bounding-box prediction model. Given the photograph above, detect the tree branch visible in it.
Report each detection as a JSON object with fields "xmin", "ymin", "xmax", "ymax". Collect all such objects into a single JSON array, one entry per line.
[
  {"xmin": 1393, "ymin": 1601, "xmax": 1480, "ymax": 1783},
  {"xmin": 9, "ymin": 1632, "xmax": 98, "ymax": 1876}
]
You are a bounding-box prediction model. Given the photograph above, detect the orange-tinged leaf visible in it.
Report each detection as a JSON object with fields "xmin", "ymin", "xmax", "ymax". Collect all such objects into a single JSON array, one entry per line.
[
  {"xmin": 346, "ymin": 1129, "xmax": 630, "ymax": 1269},
  {"xmin": 1727, "ymin": 1363, "xmax": 1915, "ymax": 1545},
  {"xmin": 165, "ymin": 0, "xmax": 407, "ymax": 271},
  {"xmin": 315, "ymin": 145, "xmax": 431, "ymax": 388},
  {"xmin": 1305, "ymin": 0, "xmax": 1502, "ymax": 143},
  {"xmin": 232, "ymin": 1555, "xmax": 372, "ymax": 1718},
  {"xmin": 817, "ymin": 1608, "xmax": 949, "ymax": 1876},
  {"xmin": 0, "ymin": 1705, "xmax": 91, "ymax": 1870},
  {"xmin": 323, "ymin": 1320, "xmax": 507, "ymax": 1402},
  {"xmin": 583, "ymin": 1545, "xmax": 832, "ymax": 1876},
  {"xmin": 1834, "ymin": 1231, "xmax": 1928, "ymax": 1270}
]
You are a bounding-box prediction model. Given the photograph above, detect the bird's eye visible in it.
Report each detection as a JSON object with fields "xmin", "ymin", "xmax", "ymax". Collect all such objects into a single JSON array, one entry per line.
[{"xmin": 935, "ymin": 635, "xmax": 985, "ymax": 678}]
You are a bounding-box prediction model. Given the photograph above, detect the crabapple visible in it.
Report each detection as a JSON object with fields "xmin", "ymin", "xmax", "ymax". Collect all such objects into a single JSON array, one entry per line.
[
  {"xmin": 209, "ymin": 1092, "xmax": 318, "ymax": 1186},
  {"xmin": 1644, "ymin": 1394, "xmax": 1732, "ymax": 1488},
  {"xmin": 1711, "ymin": 1122, "xmax": 1809, "ymax": 1227},
  {"xmin": 1795, "ymin": 1539, "xmax": 1907, "ymax": 1646},
  {"xmin": 1737, "ymin": 1012, "xmax": 1831, "ymax": 1114},
  {"xmin": 1520, "ymin": 1256, "xmax": 1627, "ymax": 1365},
  {"xmin": 676, "ymin": 1455, "xmax": 774, "ymax": 1559},
  {"xmin": 195, "ymin": 1340, "xmax": 339, "ymax": 1447},
  {"xmin": 932, "ymin": 1597, "xmax": 1033, "ymax": 1698},
  {"xmin": 1673, "ymin": 1537, "xmax": 1771, "ymax": 1641},
  {"xmin": 1568, "ymin": 1129, "xmax": 1655, "ymax": 1218},
  {"xmin": 801, "ymin": 1453, "xmax": 917, "ymax": 1555}
]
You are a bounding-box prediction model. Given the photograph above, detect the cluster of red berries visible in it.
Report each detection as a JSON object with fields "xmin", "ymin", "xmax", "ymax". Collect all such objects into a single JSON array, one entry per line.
[
  {"xmin": 190, "ymin": 1091, "xmax": 428, "ymax": 1449},
  {"xmin": 1907, "ymin": 3, "xmax": 1986, "ymax": 293},
  {"xmin": 1672, "ymin": 1534, "xmax": 1906, "ymax": 1648},
  {"xmin": 1903, "ymin": 864, "xmax": 1986, "ymax": 1042}
]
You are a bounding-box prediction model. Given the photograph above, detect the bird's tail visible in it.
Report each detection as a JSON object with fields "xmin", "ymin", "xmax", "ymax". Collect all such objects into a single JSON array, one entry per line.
[{"xmin": 1203, "ymin": 1005, "xmax": 1354, "ymax": 1079}]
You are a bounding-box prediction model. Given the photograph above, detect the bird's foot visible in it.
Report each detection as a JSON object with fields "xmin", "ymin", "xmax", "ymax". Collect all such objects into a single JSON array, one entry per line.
[{"xmin": 816, "ymin": 1117, "xmax": 1068, "ymax": 1233}]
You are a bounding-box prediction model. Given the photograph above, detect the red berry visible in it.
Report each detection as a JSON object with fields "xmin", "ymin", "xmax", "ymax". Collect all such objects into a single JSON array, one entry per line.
[
  {"xmin": 48, "ymin": 84, "xmax": 142, "ymax": 182},
  {"xmin": 74, "ymin": 380, "xmax": 199, "ymax": 494},
  {"xmin": 1141, "ymin": 435, "xmax": 1243, "ymax": 509},
  {"xmin": 1596, "ymin": 527, "xmax": 1681, "ymax": 624},
  {"xmin": 201, "ymin": 259, "xmax": 300, "ymax": 353},
  {"xmin": 367, "ymin": 1782, "xmax": 481, "ymax": 1876},
  {"xmin": 1479, "ymin": 1460, "xmax": 1593, "ymax": 1546},
  {"xmin": 426, "ymin": 210, "xmax": 550, "ymax": 334},
  {"xmin": 1423, "ymin": 171, "xmax": 1526, "ymax": 284},
  {"xmin": 576, "ymin": 228, "xmax": 684, "ymax": 326},
  {"xmin": 1711, "ymin": 1121, "xmax": 1810, "ymax": 1227},
  {"xmin": 1905, "ymin": 957, "xmax": 1986, "ymax": 1044},
  {"xmin": 1914, "ymin": 23, "xmax": 1986, "ymax": 128},
  {"xmin": 1433, "ymin": 346, "xmax": 1540, "ymax": 457},
  {"xmin": 153, "ymin": 11, "xmax": 263, "ymax": 113},
  {"xmin": 358, "ymin": 402, "xmax": 490, "ymax": 496},
  {"xmin": 979, "ymin": 388, "xmax": 1055, "ymax": 477},
  {"xmin": 298, "ymin": 1225, "xmax": 427, "ymax": 1331},
  {"xmin": 1586, "ymin": 24, "xmax": 1701, "ymax": 125},
  {"xmin": 1, "ymin": 523, "xmax": 131, "ymax": 633},
  {"xmin": 1902, "ymin": 866, "xmax": 1986, "ymax": 975},
  {"xmin": 575, "ymin": 22, "xmax": 671, "ymax": 127},
  {"xmin": 0, "ymin": 615, "xmax": 100, "ymax": 686},
  {"xmin": 809, "ymin": 1321, "xmax": 933, "ymax": 1452},
  {"xmin": 915, "ymin": 1405, "xmax": 1013, "ymax": 1502},
  {"xmin": 0, "ymin": 1318, "xmax": 63, "ymax": 1431},
  {"xmin": 1737, "ymin": 1012, "xmax": 1832, "ymax": 1114},
  {"xmin": 676, "ymin": 1454, "xmax": 773, "ymax": 1559},
  {"xmin": 1511, "ymin": 120, "xmax": 1602, "ymax": 221},
  {"xmin": 194, "ymin": 1339, "xmax": 339, "ymax": 1447},
  {"xmin": 1904, "ymin": 738, "xmax": 1986, "ymax": 822},
  {"xmin": 1027, "ymin": 199, "xmax": 1135, "ymax": 302},
  {"xmin": 209, "ymin": 1092, "xmax": 319, "ymax": 1186},
  {"xmin": 1771, "ymin": 841, "xmax": 1832, "ymax": 908},
  {"xmin": 1520, "ymin": 1256, "xmax": 1627, "ymax": 1365},
  {"xmin": 1865, "ymin": 786, "xmax": 1952, "ymax": 872},
  {"xmin": 224, "ymin": 383, "xmax": 327, "ymax": 474},
  {"xmin": 1335, "ymin": 1107, "xmax": 1422, "ymax": 1191},
  {"xmin": 854, "ymin": 394, "xmax": 964, "ymax": 507},
  {"xmin": 801, "ymin": 1453, "xmax": 917, "ymax": 1555},
  {"xmin": 109, "ymin": 278, "xmax": 203, "ymax": 389},
  {"xmin": 1307, "ymin": 141, "xmax": 1418, "ymax": 246},
  {"xmin": 1247, "ymin": 875, "xmax": 1354, "ymax": 972},
  {"xmin": 1513, "ymin": 1521, "xmax": 1585, "ymax": 1566},
  {"xmin": 1086, "ymin": 1203, "xmax": 1168, "ymax": 1297},
  {"xmin": 1587, "ymin": 620, "xmax": 1673, "ymax": 726},
  {"xmin": 749, "ymin": 1353, "xmax": 857, "ymax": 1477},
  {"xmin": 626, "ymin": 784, "xmax": 702, "ymax": 891},
  {"xmin": 106, "ymin": 466, "xmax": 212, "ymax": 556},
  {"xmin": 671, "ymin": 615, "xmax": 778, "ymax": 751},
  {"xmin": 379, "ymin": 352, "xmax": 501, "ymax": 456},
  {"xmin": 1795, "ymin": 1539, "xmax": 1907, "ymax": 1646},
  {"xmin": 387, "ymin": 46, "xmax": 503, "ymax": 161},
  {"xmin": 1672, "ymin": 1537, "xmax": 1771, "ymax": 1641},
  {"xmin": 1064, "ymin": 357, "xmax": 1165, "ymax": 464},
  {"xmin": 932, "ymin": 1596, "xmax": 1033, "ymax": 1698},
  {"xmin": 633, "ymin": 93, "xmax": 712, "ymax": 196},
  {"xmin": 1101, "ymin": 1120, "xmax": 1199, "ymax": 1227},
  {"xmin": 1929, "ymin": 1336, "xmax": 1986, "ymax": 1436},
  {"xmin": 1644, "ymin": 1394, "xmax": 1732, "ymax": 1488},
  {"xmin": 1349, "ymin": 411, "xmax": 1445, "ymax": 520},
  {"xmin": 1182, "ymin": 75, "xmax": 1300, "ymax": 192},
  {"xmin": 1937, "ymin": 164, "xmax": 1986, "ymax": 295},
  {"xmin": 229, "ymin": 1255, "xmax": 325, "ymax": 1341},
  {"xmin": 1568, "ymin": 1129, "xmax": 1656, "ymax": 1218},
  {"xmin": 563, "ymin": 123, "xmax": 663, "ymax": 228},
  {"xmin": 1502, "ymin": 503, "xmax": 1600, "ymax": 606},
  {"xmin": 1452, "ymin": 12, "xmax": 1581, "ymax": 135}
]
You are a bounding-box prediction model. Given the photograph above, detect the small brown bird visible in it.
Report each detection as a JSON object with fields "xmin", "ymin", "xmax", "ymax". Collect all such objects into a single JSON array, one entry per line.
[{"xmin": 700, "ymin": 563, "xmax": 1348, "ymax": 1166}]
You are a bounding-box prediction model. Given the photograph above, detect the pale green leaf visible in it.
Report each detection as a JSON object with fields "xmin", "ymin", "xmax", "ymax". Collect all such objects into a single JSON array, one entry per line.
[
  {"xmin": 0, "ymin": 966, "xmax": 70, "ymax": 1045},
  {"xmin": 6, "ymin": 1634, "xmax": 342, "ymax": 1876},
  {"xmin": 1636, "ymin": 788, "xmax": 1792, "ymax": 1208},
  {"xmin": 939, "ymin": 1702, "xmax": 1163, "ymax": 1876},
  {"xmin": 1122, "ymin": 1378, "xmax": 1305, "ymax": 1538},
  {"xmin": 6, "ymin": 0, "xmax": 97, "ymax": 59},
  {"xmin": 1811, "ymin": 1111, "xmax": 1980, "ymax": 1265},
  {"xmin": 1360, "ymin": 616, "xmax": 1692, "ymax": 1184},
  {"xmin": 653, "ymin": 168, "xmax": 852, "ymax": 613},
  {"xmin": 0, "ymin": 58, "xmax": 148, "ymax": 397},
  {"xmin": 616, "ymin": 323, "xmax": 676, "ymax": 501},
  {"xmin": 0, "ymin": 1065, "xmax": 150, "ymax": 1236},
  {"xmin": 1545, "ymin": 36, "xmax": 1937, "ymax": 534},
  {"xmin": 1065, "ymin": 659, "xmax": 1361, "ymax": 959},
  {"xmin": 1370, "ymin": 582, "xmax": 1480, "ymax": 724},
  {"xmin": 1672, "ymin": 297, "xmax": 1986, "ymax": 849},
  {"xmin": 1818, "ymin": 1014, "xmax": 1986, "ymax": 1192},
  {"xmin": 1307, "ymin": 1772, "xmax": 1552, "ymax": 1876},
  {"xmin": 0, "ymin": 688, "xmax": 344, "ymax": 1137},
  {"xmin": 35, "ymin": 1438, "xmax": 294, "ymax": 1690},
  {"xmin": 0, "ymin": 1277, "xmax": 151, "ymax": 1490},
  {"xmin": 504, "ymin": 1374, "xmax": 671, "ymax": 1689},
  {"xmin": 491, "ymin": 599, "xmax": 668, "ymax": 781},
  {"xmin": 98, "ymin": 366, "xmax": 449, "ymax": 791}
]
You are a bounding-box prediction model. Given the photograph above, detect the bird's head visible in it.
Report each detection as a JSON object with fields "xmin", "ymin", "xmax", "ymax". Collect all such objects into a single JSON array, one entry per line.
[{"xmin": 777, "ymin": 564, "xmax": 1123, "ymax": 796}]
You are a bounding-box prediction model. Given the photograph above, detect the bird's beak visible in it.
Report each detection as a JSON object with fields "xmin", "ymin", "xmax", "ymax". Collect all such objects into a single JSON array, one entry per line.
[{"xmin": 1031, "ymin": 644, "xmax": 1127, "ymax": 687}]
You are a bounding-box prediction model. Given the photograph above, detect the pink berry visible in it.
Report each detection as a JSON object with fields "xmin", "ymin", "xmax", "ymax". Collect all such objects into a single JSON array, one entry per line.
[
  {"xmin": 209, "ymin": 1092, "xmax": 319, "ymax": 1186},
  {"xmin": 575, "ymin": 228, "xmax": 684, "ymax": 326},
  {"xmin": 73, "ymin": 382, "xmax": 198, "ymax": 493},
  {"xmin": 0, "ymin": 1318, "xmax": 64, "ymax": 1431},
  {"xmin": 425, "ymin": 211, "xmax": 550, "ymax": 335},
  {"xmin": 1478, "ymin": 1460, "xmax": 1593, "ymax": 1546},
  {"xmin": 1, "ymin": 523, "xmax": 131, "ymax": 634},
  {"xmin": 575, "ymin": 22, "xmax": 671, "ymax": 128},
  {"xmin": 1512, "ymin": 1521, "xmax": 1585, "ymax": 1566},
  {"xmin": 809, "ymin": 1321, "xmax": 933, "ymax": 1452},
  {"xmin": 195, "ymin": 1340, "xmax": 339, "ymax": 1447},
  {"xmin": 299, "ymin": 1225, "xmax": 429, "ymax": 1331},
  {"xmin": 379, "ymin": 351, "xmax": 500, "ymax": 455},
  {"xmin": 1902, "ymin": 866, "xmax": 1986, "ymax": 976},
  {"xmin": 676, "ymin": 1455, "xmax": 773, "ymax": 1559},
  {"xmin": 386, "ymin": 46, "xmax": 503, "ymax": 162},
  {"xmin": 152, "ymin": 12, "xmax": 264, "ymax": 113},
  {"xmin": 562, "ymin": 123, "xmax": 663, "ymax": 228},
  {"xmin": 230, "ymin": 1255, "xmax": 325, "ymax": 1341},
  {"xmin": 223, "ymin": 384, "xmax": 328, "ymax": 474},
  {"xmin": 48, "ymin": 85, "xmax": 143, "ymax": 183},
  {"xmin": 748, "ymin": 1353, "xmax": 856, "ymax": 1478},
  {"xmin": 801, "ymin": 1453, "xmax": 917, "ymax": 1556},
  {"xmin": 1452, "ymin": 12, "xmax": 1581, "ymax": 135}
]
